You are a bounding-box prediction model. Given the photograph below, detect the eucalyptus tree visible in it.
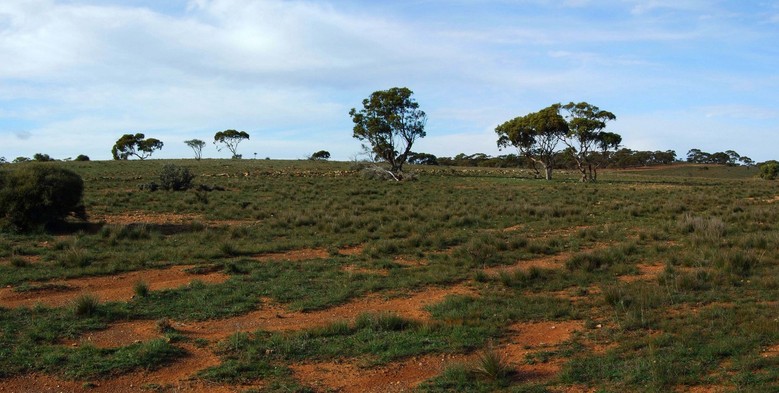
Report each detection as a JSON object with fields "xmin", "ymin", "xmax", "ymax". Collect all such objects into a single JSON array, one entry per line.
[
  {"xmin": 112, "ymin": 133, "xmax": 163, "ymax": 160},
  {"xmin": 213, "ymin": 130, "xmax": 250, "ymax": 159},
  {"xmin": 184, "ymin": 139, "xmax": 206, "ymax": 160},
  {"xmin": 349, "ymin": 87, "xmax": 427, "ymax": 179},
  {"xmin": 591, "ymin": 131, "xmax": 622, "ymax": 181},
  {"xmin": 561, "ymin": 102, "xmax": 617, "ymax": 182},
  {"xmin": 496, "ymin": 104, "xmax": 568, "ymax": 180}
]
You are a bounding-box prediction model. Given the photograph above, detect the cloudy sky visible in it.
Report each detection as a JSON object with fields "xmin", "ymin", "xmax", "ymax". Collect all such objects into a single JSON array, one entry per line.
[{"xmin": 1, "ymin": 0, "xmax": 777, "ymax": 161}]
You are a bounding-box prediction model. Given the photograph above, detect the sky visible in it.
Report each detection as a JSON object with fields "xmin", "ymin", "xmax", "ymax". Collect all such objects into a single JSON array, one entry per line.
[{"xmin": 1, "ymin": 0, "xmax": 777, "ymax": 162}]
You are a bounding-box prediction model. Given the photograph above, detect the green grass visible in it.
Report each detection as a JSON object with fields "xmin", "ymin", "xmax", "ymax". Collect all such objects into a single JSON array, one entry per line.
[{"xmin": 0, "ymin": 160, "xmax": 777, "ymax": 391}]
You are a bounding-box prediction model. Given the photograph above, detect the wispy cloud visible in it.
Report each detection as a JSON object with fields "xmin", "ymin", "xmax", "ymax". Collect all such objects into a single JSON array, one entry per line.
[{"xmin": 0, "ymin": 0, "xmax": 777, "ymax": 161}]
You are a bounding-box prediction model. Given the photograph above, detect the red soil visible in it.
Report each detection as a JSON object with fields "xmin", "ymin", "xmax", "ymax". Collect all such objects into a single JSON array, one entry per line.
[
  {"xmin": 0, "ymin": 265, "xmax": 229, "ymax": 308},
  {"xmin": 618, "ymin": 263, "xmax": 665, "ymax": 283},
  {"xmin": 252, "ymin": 248, "xmax": 330, "ymax": 262},
  {"xmin": 292, "ymin": 320, "xmax": 584, "ymax": 392}
]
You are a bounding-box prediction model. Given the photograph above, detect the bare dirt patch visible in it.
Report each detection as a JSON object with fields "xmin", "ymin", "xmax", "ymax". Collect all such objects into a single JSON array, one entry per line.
[
  {"xmin": 394, "ymin": 256, "xmax": 427, "ymax": 266},
  {"xmin": 177, "ymin": 284, "xmax": 476, "ymax": 340},
  {"xmin": 0, "ymin": 343, "xmax": 244, "ymax": 393},
  {"xmin": 292, "ymin": 320, "xmax": 584, "ymax": 392},
  {"xmin": 0, "ymin": 265, "xmax": 229, "ymax": 308},
  {"xmin": 506, "ymin": 320, "xmax": 583, "ymax": 349},
  {"xmin": 50, "ymin": 284, "xmax": 477, "ymax": 392},
  {"xmin": 483, "ymin": 252, "xmax": 576, "ymax": 275},
  {"xmin": 618, "ymin": 263, "xmax": 665, "ymax": 283},
  {"xmin": 292, "ymin": 353, "xmax": 466, "ymax": 393},
  {"xmin": 339, "ymin": 245, "xmax": 364, "ymax": 256},
  {"xmin": 673, "ymin": 385, "xmax": 732, "ymax": 393},
  {"xmin": 69, "ymin": 320, "xmax": 162, "ymax": 348},
  {"xmin": 95, "ymin": 211, "xmax": 202, "ymax": 225},
  {"xmin": 762, "ymin": 343, "xmax": 779, "ymax": 358},
  {"xmin": 72, "ymin": 284, "xmax": 477, "ymax": 349},
  {"xmin": 341, "ymin": 265, "xmax": 391, "ymax": 276},
  {"xmin": 252, "ymin": 248, "xmax": 330, "ymax": 262}
]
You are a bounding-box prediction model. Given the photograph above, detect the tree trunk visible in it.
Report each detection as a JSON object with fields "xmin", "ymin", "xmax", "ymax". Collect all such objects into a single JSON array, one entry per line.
[{"xmin": 545, "ymin": 165, "xmax": 553, "ymax": 180}]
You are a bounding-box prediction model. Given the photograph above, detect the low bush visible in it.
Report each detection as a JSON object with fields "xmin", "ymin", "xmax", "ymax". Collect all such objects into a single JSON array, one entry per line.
[
  {"xmin": 158, "ymin": 164, "xmax": 195, "ymax": 191},
  {"xmin": 759, "ymin": 160, "xmax": 778, "ymax": 180},
  {"xmin": 0, "ymin": 165, "xmax": 85, "ymax": 231}
]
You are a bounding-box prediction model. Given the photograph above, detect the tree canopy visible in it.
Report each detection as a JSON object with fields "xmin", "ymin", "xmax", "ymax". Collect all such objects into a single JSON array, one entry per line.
[
  {"xmin": 561, "ymin": 102, "xmax": 617, "ymax": 182},
  {"xmin": 349, "ymin": 87, "xmax": 427, "ymax": 176},
  {"xmin": 184, "ymin": 139, "xmax": 206, "ymax": 160},
  {"xmin": 310, "ymin": 150, "xmax": 331, "ymax": 160},
  {"xmin": 496, "ymin": 104, "xmax": 568, "ymax": 180},
  {"xmin": 111, "ymin": 133, "xmax": 163, "ymax": 160},
  {"xmin": 214, "ymin": 130, "xmax": 250, "ymax": 159}
]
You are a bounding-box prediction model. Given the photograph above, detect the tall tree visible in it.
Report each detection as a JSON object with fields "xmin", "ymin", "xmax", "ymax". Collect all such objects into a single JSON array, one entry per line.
[
  {"xmin": 561, "ymin": 102, "xmax": 617, "ymax": 182},
  {"xmin": 112, "ymin": 133, "xmax": 163, "ymax": 160},
  {"xmin": 495, "ymin": 104, "xmax": 568, "ymax": 180},
  {"xmin": 213, "ymin": 130, "xmax": 250, "ymax": 159},
  {"xmin": 349, "ymin": 87, "xmax": 427, "ymax": 178},
  {"xmin": 184, "ymin": 139, "xmax": 206, "ymax": 160},
  {"xmin": 591, "ymin": 131, "xmax": 622, "ymax": 181},
  {"xmin": 724, "ymin": 150, "xmax": 741, "ymax": 166}
]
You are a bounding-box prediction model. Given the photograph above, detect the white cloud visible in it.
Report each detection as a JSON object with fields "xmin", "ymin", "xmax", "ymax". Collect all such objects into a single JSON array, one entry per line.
[{"xmin": 0, "ymin": 0, "xmax": 777, "ymax": 163}]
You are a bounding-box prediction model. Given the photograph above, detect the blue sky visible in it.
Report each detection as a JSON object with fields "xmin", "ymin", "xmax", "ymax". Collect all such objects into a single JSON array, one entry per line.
[{"xmin": 1, "ymin": 0, "xmax": 777, "ymax": 162}]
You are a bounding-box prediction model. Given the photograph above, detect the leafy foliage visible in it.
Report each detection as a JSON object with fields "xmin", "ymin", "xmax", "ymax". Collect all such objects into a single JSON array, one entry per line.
[
  {"xmin": 158, "ymin": 164, "xmax": 195, "ymax": 191},
  {"xmin": 184, "ymin": 139, "xmax": 206, "ymax": 160},
  {"xmin": 111, "ymin": 133, "xmax": 164, "ymax": 160},
  {"xmin": 349, "ymin": 87, "xmax": 427, "ymax": 176},
  {"xmin": 309, "ymin": 150, "xmax": 331, "ymax": 160},
  {"xmin": 0, "ymin": 165, "xmax": 86, "ymax": 231},
  {"xmin": 759, "ymin": 160, "xmax": 778, "ymax": 180},
  {"xmin": 495, "ymin": 104, "xmax": 567, "ymax": 180},
  {"xmin": 213, "ymin": 130, "xmax": 249, "ymax": 159}
]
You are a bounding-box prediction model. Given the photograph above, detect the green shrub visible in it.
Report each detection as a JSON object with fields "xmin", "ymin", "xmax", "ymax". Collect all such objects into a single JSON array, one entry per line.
[
  {"xmin": 134, "ymin": 280, "xmax": 150, "ymax": 297},
  {"xmin": 759, "ymin": 160, "xmax": 778, "ymax": 180},
  {"xmin": 72, "ymin": 294, "xmax": 100, "ymax": 317},
  {"xmin": 472, "ymin": 344, "xmax": 512, "ymax": 382},
  {"xmin": 0, "ymin": 165, "xmax": 85, "ymax": 231},
  {"xmin": 158, "ymin": 164, "xmax": 195, "ymax": 191},
  {"xmin": 57, "ymin": 247, "xmax": 92, "ymax": 267}
]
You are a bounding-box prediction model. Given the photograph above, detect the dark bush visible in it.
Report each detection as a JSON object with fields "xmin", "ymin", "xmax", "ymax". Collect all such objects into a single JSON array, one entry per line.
[
  {"xmin": 0, "ymin": 165, "xmax": 86, "ymax": 231},
  {"xmin": 74, "ymin": 154, "xmax": 90, "ymax": 162},
  {"xmin": 759, "ymin": 160, "xmax": 778, "ymax": 180},
  {"xmin": 158, "ymin": 164, "xmax": 195, "ymax": 191},
  {"xmin": 33, "ymin": 153, "xmax": 55, "ymax": 162},
  {"xmin": 310, "ymin": 150, "xmax": 331, "ymax": 160}
]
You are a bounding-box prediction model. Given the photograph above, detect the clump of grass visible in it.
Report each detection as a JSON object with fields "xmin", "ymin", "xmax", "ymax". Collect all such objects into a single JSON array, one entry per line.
[
  {"xmin": 219, "ymin": 242, "xmax": 239, "ymax": 257},
  {"xmin": 717, "ymin": 250, "xmax": 761, "ymax": 277},
  {"xmin": 602, "ymin": 282, "xmax": 668, "ymax": 330},
  {"xmin": 72, "ymin": 294, "xmax": 100, "ymax": 317},
  {"xmin": 354, "ymin": 312, "xmax": 418, "ymax": 332},
  {"xmin": 57, "ymin": 247, "xmax": 92, "ymax": 267},
  {"xmin": 454, "ymin": 235, "xmax": 500, "ymax": 267},
  {"xmin": 472, "ymin": 343, "xmax": 512, "ymax": 382},
  {"xmin": 566, "ymin": 252, "xmax": 609, "ymax": 272},
  {"xmin": 155, "ymin": 318, "xmax": 175, "ymax": 334},
  {"xmin": 10, "ymin": 256, "xmax": 29, "ymax": 268},
  {"xmin": 679, "ymin": 214, "xmax": 726, "ymax": 243},
  {"xmin": 133, "ymin": 280, "xmax": 150, "ymax": 297}
]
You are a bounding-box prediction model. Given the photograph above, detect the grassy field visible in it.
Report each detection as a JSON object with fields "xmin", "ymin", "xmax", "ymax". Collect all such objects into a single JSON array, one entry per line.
[{"xmin": 0, "ymin": 159, "xmax": 778, "ymax": 392}]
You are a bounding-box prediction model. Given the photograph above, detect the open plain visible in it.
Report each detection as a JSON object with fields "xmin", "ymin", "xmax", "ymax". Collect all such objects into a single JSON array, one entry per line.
[{"xmin": 1, "ymin": 160, "xmax": 778, "ymax": 392}]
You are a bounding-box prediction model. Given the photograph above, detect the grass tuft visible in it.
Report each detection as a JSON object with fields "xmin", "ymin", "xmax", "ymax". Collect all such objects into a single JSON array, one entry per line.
[{"xmin": 72, "ymin": 294, "xmax": 100, "ymax": 317}]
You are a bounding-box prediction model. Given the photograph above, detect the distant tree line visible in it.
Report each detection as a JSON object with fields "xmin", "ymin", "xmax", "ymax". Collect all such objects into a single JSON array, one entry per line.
[
  {"xmin": 412, "ymin": 148, "xmax": 764, "ymax": 172},
  {"xmin": 686, "ymin": 149, "xmax": 754, "ymax": 167}
]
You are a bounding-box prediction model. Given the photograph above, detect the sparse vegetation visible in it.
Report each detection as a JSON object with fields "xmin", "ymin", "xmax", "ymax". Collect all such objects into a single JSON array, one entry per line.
[{"xmin": 0, "ymin": 159, "xmax": 777, "ymax": 392}]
